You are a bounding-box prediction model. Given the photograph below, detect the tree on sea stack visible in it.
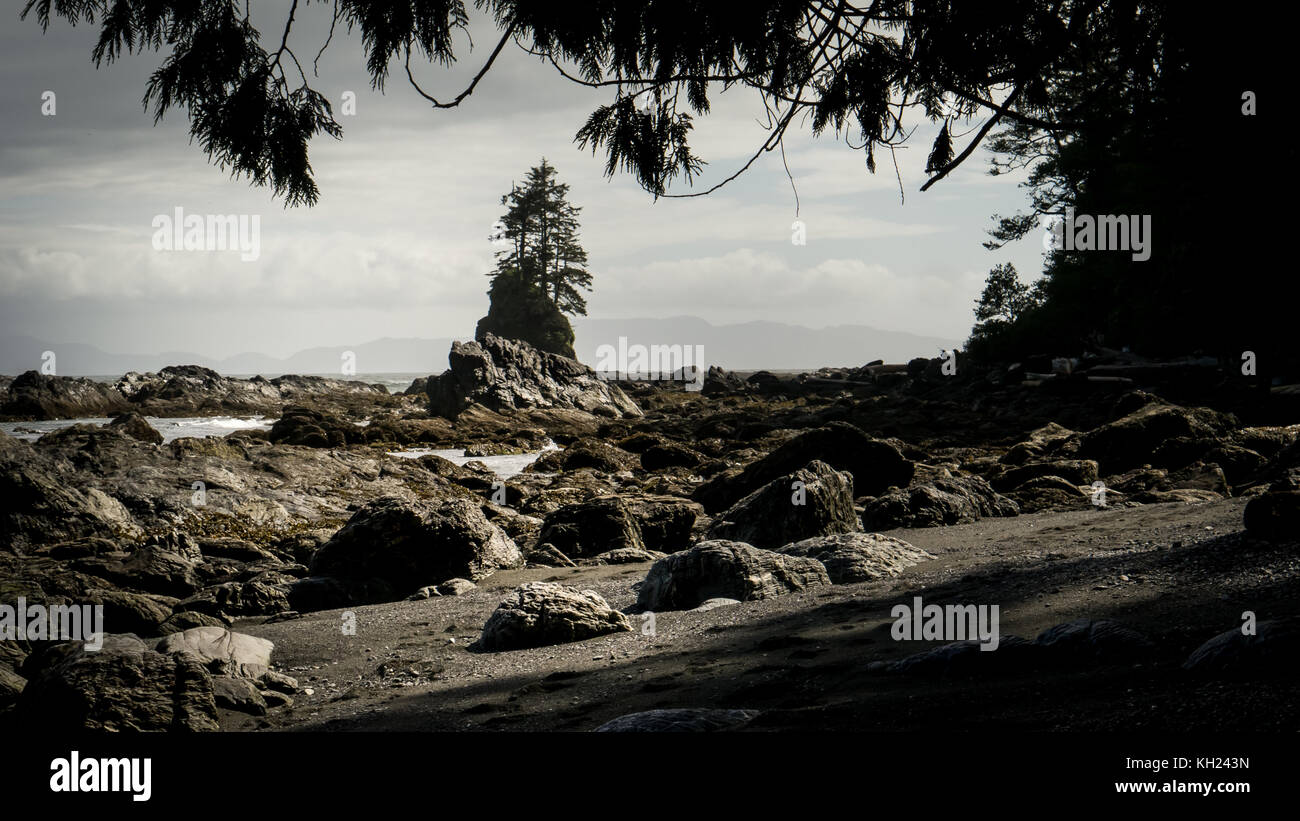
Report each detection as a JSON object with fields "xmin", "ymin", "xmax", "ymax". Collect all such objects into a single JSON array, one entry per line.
[{"xmin": 475, "ymin": 159, "xmax": 592, "ymax": 359}]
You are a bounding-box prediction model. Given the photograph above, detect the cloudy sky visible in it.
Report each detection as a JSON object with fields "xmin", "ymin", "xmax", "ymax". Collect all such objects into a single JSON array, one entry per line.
[{"xmin": 0, "ymin": 2, "xmax": 1047, "ymax": 363}]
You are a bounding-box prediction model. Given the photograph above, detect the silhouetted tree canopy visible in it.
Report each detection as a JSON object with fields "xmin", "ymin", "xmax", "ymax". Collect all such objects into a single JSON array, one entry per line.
[{"xmin": 21, "ymin": 0, "xmax": 1168, "ymax": 206}]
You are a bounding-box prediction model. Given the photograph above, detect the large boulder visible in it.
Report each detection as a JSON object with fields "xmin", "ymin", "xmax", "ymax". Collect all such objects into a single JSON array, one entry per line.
[
  {"xmin": 0, "ymin": 370, "xmax": 130, "ymax": 420},
  {"xmin": 478, "ymin": 582, "xmax": 632, "ymax": 650},
  {"xmin": 309, "ymin": 497, "xmax": 523, "ymax": 600},
  {"xmin": 1073, "ymin": 400, "xmax": 1237, "ymax": 474},
  {"xmin": 1243, "ymin": 490, "xmax": 1300, "ymax": 541},
  {"xmin": 426, "ymin": 334, "xmax": 640, "ymax": 419},
  {"xmin": 17, "ymin": 633, "xmax": 219, "ymax": 731},
  {"xmin": 863, "ymin": 475, "xmax": 1019, "ymax": 529},
  {"xmin": 635, "ymin": 540, "xmax": 831, "ymax": 611},
  {"xmin": 693, "ymin": 422, "xmax": 912, "ymax": 513},
  {"xmin": 623, "ymin": 496, "xmax": 701, "ymax": 553},
  {"xmin": 534, "ymin": 497, "xmax": 646, "ymax": 559},
  {"xmin": 0, "ymin": 434, "xmax": 141, "ymax": 550},
  {"xmin": 774, "ymin": 532, "xmax": 933, "ymax": 584},
  {"xmin": 708, "ymin": 461, "xmax": 859, "ymax": 548}
]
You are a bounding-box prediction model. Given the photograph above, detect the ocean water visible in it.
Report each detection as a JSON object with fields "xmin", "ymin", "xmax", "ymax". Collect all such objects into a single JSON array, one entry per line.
[
  {"xmin": 387, "ymin": 442, "xmax": 560, "ymax": 478},
  {"xmin": 0, "ymin": 416, "xmax": 555, "ymax": 478},
  {"xmin": 1, "ymin": 415, "xmax": 273, "ymax": 443},
  {"xmin": 69, "ymin": 372, "xmax": 429, "ymax": 395}
]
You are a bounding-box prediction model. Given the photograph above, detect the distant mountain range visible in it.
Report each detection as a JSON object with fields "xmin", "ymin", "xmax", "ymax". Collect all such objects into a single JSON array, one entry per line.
[{"xmin": 0, "ymin": 317, "xmax": 959, "ymax": 377}]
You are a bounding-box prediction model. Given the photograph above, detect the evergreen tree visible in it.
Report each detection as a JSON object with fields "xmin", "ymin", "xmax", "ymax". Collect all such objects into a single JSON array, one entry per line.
[{"xmin": 489, "ymin": 159, "xmax": 592, "ymax": 317}]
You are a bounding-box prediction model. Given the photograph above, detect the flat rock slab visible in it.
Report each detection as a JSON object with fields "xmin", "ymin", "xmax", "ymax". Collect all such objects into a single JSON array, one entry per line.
[{"xmin": 156, "ymin": 627, "xmax": 274, "ymax": 679}]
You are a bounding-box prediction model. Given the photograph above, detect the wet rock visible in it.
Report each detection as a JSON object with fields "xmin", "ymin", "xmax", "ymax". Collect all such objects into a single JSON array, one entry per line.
[
  {"xmin": 528, "ymin": 438, "xmax": 636, "ymax": 474},
  {"xmin": 594, "ymin": 708, "xmax": 760, "ymax": 732},
  {"xmin": 775, "ymin": 532, "xmax": 933, "ymax": 584},
  {"xmin": 478, "ymin": 582, "xmax": 632, "ymax": 651},
  {"xmin": 709, "ymin": 461, "xmax": 859, "ymax": 549},
  {"xmin": 309, "ymin": 497, "xmax": 522, "ymax": 600},
  {"xmin": 106, "ymin": 411, "xmax": 163, "ymax": 445},
  {"xmin": 268, "ymin": 405, "xmax": 365, "ymax": 448},
  {"xmin": 0, "ymin": 371, "xmax": 130, "ymax": 420},
  {"xmin": 636, "ymin": 540, "xmax": 830, "ymax": 611}
]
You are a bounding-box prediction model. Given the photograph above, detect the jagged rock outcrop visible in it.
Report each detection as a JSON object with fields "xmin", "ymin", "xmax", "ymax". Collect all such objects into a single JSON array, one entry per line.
[
  {"xmin": 426, "ymin": 334, "xmax": 640, "ymax": 419},
  {"xmin": 693, "ymin": 422, "xmax": 912, "ymax": 513},
  {"xmin": 708, "ymin": 461, "xmax": 860, "ymax": 548}
]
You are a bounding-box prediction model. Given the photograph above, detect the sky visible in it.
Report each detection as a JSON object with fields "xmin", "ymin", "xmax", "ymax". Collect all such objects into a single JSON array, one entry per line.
[{"xmin": 0, "ymin": 2, "xmax": 1049, "ymax": 362}]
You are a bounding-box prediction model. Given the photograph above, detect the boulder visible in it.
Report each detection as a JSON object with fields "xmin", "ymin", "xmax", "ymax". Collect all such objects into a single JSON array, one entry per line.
[
  {"xmin": 1073, "ymin": 401, "xmax": 1236, "ymax": 474},
  {"xmin": 774, "ymin": 532, "xmax": 933, "ymax": 584},
  {"xmin": 155, "ymin": 627, "xmax": 274, "ymax": 679},
  {"xmin": 999, "ymin": 422, "xmax": 1076, "ymax": 464},
  {"xmin": 708, "ymin": 461, "xmax": 859, "ymax": 548},
  {"xmin": 427, "ymin": 334, "xmax": 640, "ymax": 419},
  {"xmin": 309, "ymin": 497, "xmax": 522, "ymax": 599},
  {"xmin": 1243, "ymin": 490, "xmax": 1300, "ymax": 541},
  {"xmin": 623, "ymin": 496, "xmax": 701, "ymax": 553},
  {"xmin": 641, "ymin": 442, "xmax": 703, "ymax": 471},
  {"xmin": 635, "ymin": 540, "xmax": 830, "ymax": 611},
  {"xmin": 989, "ymin": 459, "xmax": 1098, "ymax": 490},
  {"xmin": 18, "ymin": 633, "xmax": 219, "ymax": 731},
  {"xmin": 534, "ymin": 496, "xmax": 646, "ymax": 559},
  {"xmin": 863, "ymin": 475, "xmax": 1019, "ymax": 529},
  {"xmin": 1007, "ymin": 475, "xmax": 1091, "ymax": 513},
  {"xmin": 478, "ymin": 582, "xmax": 632, "ymax": 650},
  {"xmin": 693, "ymin": 422, "xmax": 912, "ymax": 513},
  {"xmin": 106, "ymin": 411, "xmax": 163, "ymax": 445},
  {"xmin": 268, "ymin": 405, "xmax": 365, "ymax": 448},
  {"xmin": 1182, "ymin": 617, "xmax": 1300, "ymax": 675},
  {"xmin": 0, "ymin": 370, "xmax": 130, "ymax": 420}
]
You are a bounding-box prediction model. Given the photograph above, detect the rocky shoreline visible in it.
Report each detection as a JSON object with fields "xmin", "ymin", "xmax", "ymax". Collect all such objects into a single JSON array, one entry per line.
[{"xmin": 2, "ymin": 334, "xmax": 1298, "ymax": 731}]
